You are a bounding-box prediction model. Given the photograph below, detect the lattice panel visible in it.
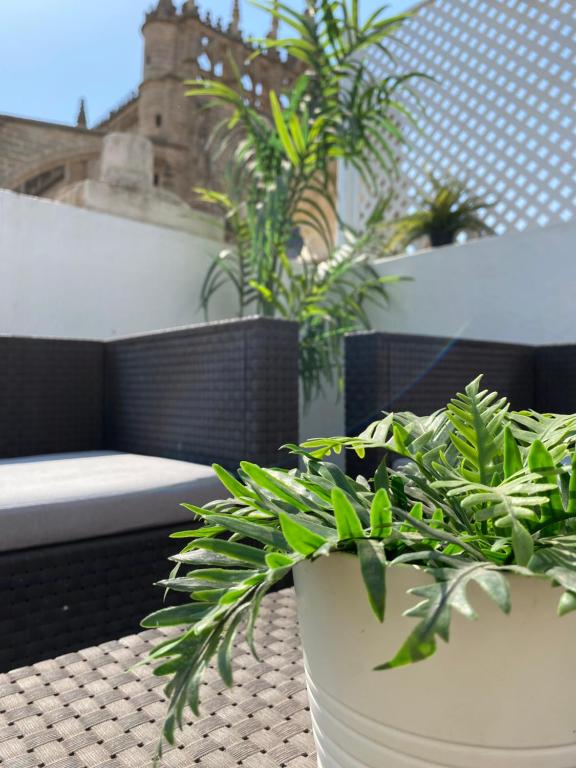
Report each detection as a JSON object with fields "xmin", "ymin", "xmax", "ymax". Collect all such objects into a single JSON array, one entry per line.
[{"xmin": 342, "ymin": 0, "xmax": 576, "ymax": 237}]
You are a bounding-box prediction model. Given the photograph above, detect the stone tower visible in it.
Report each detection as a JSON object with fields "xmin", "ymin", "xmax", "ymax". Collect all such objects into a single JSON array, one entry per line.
[
  {"xmin": 136, "ymin": 0, "xmax": 303, "ymax": 203},
  {"xmin": 0, "ymin": 0, "xmax": 302, "ymax": 217}
]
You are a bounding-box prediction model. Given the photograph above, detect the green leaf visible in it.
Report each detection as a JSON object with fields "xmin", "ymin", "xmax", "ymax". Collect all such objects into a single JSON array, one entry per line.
[
  {"xmin": 472, "ymin": 569, "xmax": 511, "ymax": 614},
  {"xmin": 503, "ymin": 426, "xmax": 522, "ymax": 478},
  {"xmin": 204, "ymin": 514, "xmax": 288, "ymax": 550},
  {"xmin": 239, "ymin": 462, "xmax": 310, "ymax": 511},
  {"xmin": 157, "ymin": 577, "xmax": 229, "ymax": 593},
  {"xmin": 376, "ymin": 564, "xmax": 511, "ymax": 670},
  {"xmin": 172, "ymin": 550, "xmax": 248, "ymax": 567},
  {"xmin": 374, "ymin": 458, "xmax": 390, "ymax": 492},
  {"xmin": 558, "ymin": 590, "xmax": 576, "ymax": 617},
  {"xmin": 188, "ymin": 538, "xmax": 268, "ymax": 567},
  {"xmin": 331, "ymin": 487, "xmax": 365, "ymax": 541},
  {"xmin": 270, "ymin": 90, "xmax": 299, "ymax": 165},
  {"xmin": 170, "ymin": 526, "xmax": 225, "ymax": 539},
  {"xmin": 279, "ymin": 512, "xmax": 327, "ymax": 555},
  {"xmin": 549, "ymin": 566, "xmax": 576, "ymax": 593},
  {"xmin": 357, "ymin": 539, "xmax": 387, "ymax": 621},
  {"xmin": 141, "ymin": 603, "xmax": 212, "ymax": 628},
  {"xmin": 511, "ymin": 520, "xmax": 534, "ymax": 567},
  {"xmin": 369, "ymin": 488, "xmax": 392, "ymax": 538},
  {"xmin": 568, "ymin": 453, "xmax": 576, "ymax": 515},
  {"xmin": 212, "ymin": 464, "xmax": 258, "ymax": 500},
  {"xmin": 447, "ymin": 377, "xmax": 507, "ymax": 484},
  {"xmin": 217, "ymin": 607, "xmax": 249, "ymax": 687},
  {"xmin": 375, "ymin": 622, "xmax": 437, "ymax": 670},
  {"xmin": 528, "ymin": 440, "xmax": 563, "ymax": 521},
  {"xmin": 509, "ymin": 412, "xmax": 576, "ymax": 451},
  {"xmin": 390, "ymin": 475, "xmax": 409, "ymax": 510},
  {"xmin": 400, "ymin": 502, "xmax": 423, "ymax": 532},
  {"xmin": 265, "ymin": 552, "xmax": 295, "ymax": 569},
  {"xmin": 184, "ymin": 568, "xmax": 261, "ymax": 584},
  {"xmin": 392, "ymin": 423, "xmax": 409, "ymax": 455}
]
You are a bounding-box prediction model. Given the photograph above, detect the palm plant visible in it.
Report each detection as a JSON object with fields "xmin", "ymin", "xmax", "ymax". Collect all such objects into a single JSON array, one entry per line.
[
  {"xmin": 388, "ymin": 175, "xmax": 495, "ymax": 250},
  {"xmin": 200, "ymin": 184, "xmax": 402, "ymax": 402},
  {"xmin": 190, "ymin": 0, "xmax": 424, "ymax": 401},
  {"xmin": 145, "ymin": 376, "xmax": 576, "ymax": 751}
]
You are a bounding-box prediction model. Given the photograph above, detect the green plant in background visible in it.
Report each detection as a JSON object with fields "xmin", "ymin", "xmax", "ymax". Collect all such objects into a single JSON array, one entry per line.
[
  {"xmin": 190, "ymin": 0, "xmax": 424, "ymax": 401},
  {"xmin": 198, "ymin": 188, "xmax": 402, "ymax": 403},
  {"xmin": 388, "ymin": 174, "xmax": 495, "ymax": 251},
  {"xmin": 144, "ymin": 376, "xmax": 576, "ymax": 750}
]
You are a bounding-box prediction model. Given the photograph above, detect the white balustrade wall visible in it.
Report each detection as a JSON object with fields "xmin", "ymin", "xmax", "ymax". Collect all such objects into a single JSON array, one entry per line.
[
  {"xmin": 341, "ymin": 0, "xmax": 576, "ymax": 237},
  {"xmin": 0, "ymin": 189, "xmax": 235, "ymax": 340},
  {"xmin": 370, "ymin": 219, "xmax": 576, "ymax": 345}
]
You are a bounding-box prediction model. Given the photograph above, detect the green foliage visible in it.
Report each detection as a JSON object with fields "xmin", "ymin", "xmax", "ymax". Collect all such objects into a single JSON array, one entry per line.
[
  {"xmin": 189, "ymin": 0, "xmax": 424, "ymax": 402},
  {"xmin": 388, "ymin": 174, "xmax": 496, "ymax": 251},
  {"xmin": 146, "ymin": 376, "xmax": 576, "ymax": 753}
]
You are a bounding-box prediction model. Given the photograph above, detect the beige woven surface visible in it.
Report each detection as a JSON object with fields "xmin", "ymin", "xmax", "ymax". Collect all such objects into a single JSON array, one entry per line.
[{"xmin": 0, "ymin": 589, "xmax": 316, "ymax": 767}]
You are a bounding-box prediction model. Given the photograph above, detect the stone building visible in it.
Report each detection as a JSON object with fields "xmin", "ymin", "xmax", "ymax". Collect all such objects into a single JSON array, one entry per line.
[{"xmin": 0, "ymin": 0, "xmax": 300, "ymax": 227}]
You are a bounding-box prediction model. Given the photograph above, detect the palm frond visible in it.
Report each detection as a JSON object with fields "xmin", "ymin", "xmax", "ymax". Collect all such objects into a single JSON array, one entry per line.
[{"xmin": 187, "ymin": 0, "xmax": 424, "ymax": 401}]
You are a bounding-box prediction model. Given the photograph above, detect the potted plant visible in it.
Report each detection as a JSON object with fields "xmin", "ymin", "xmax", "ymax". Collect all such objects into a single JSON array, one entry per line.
[
  {"xmin": 144, "ymin": 376, "xmax": 576, "ymax": 766},
  {"xmin": 388, "ymin": 174, "xmax": 495, "ymax": 250},
  {"xmin": 188, "ymin": 0, "xmax": 425, "ymax": 403}
]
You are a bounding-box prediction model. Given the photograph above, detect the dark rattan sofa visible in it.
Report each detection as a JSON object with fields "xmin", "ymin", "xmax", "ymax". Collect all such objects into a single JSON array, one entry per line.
[
  {"xmin": 345, "ymin": 331, "xmax": 576, "ymax": 476},
  {"xmin": 0, "ymin": 317, "xmax": 299, "ymax": 670}
]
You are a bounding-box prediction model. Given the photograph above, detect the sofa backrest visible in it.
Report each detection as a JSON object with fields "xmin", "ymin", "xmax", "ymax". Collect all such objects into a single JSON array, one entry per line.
[
  {"xmin": 345, "ymin": 331, "xmax": 538, "ymax": 477},
  {"xmin": 0, "ymin": 337, "xmax": 104, "ymax": 458},
  {"xmin": 0, "ymin": 318, "xmax": 299, "ymax": 468},
  {"xmin": 346, "ymin": 332, "xmax": 535, "ymax": 436},
  {"xmin": 104, "ymin": 317, "xmax": 299, "ymax": 468},
  {"xmin": 535, "ymin": 345, "xmax": 576, "ymax": 414}
]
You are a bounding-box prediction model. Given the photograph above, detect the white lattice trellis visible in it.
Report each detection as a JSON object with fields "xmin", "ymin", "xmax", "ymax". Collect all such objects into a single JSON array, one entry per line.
[{"xmin": 341, "ymin": 0, "xmax": 576, "ymax": 237}]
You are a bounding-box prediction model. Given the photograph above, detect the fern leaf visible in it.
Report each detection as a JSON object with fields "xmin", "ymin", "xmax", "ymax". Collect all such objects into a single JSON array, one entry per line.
[
  {"xmin": 446, "ymin": 376, "xmax": 508, "ymax": 484},
  {"xmin": 375, "ymin": 563, "xmax": 510, "ymax": 670}
]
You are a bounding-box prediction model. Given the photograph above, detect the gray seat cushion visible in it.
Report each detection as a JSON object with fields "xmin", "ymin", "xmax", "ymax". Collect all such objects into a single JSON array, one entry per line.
[{"xmin": 0, "ymin": 451, "xmax": 225, "ymax": 552}]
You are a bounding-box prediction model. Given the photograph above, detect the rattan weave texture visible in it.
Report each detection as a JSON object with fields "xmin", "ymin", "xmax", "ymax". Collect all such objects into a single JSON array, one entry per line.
[
  {"xmin": 0, "ymin": 525, "xmax": 190, "ymax": 673},
  {"xmin": 105, "ymin": 317, "xmax": 299, "ymax": 470},
  {"xmin": 0, "ymin": 337, "xmax": 104, "ymax": 459},
  {"xmin": 345, "ymin": 331, "xmax": 536, "ymax": 478},
  {"xmin": 0, "ymin": 589, "xmax": 315, "ymax": 768}
]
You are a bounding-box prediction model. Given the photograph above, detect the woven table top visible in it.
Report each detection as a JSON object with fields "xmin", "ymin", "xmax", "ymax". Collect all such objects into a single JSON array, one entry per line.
[{"xmin": 0, "ymin": 589, "xmax": 316, "ymax": 768}]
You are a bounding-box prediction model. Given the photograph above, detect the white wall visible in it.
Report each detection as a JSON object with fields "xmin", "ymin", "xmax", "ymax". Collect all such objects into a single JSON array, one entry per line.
[
  {"xmin": 0, "ymin": 190, "xmax": 236, "ymax": 339},
  {"xmin": 370, "ymin": 219, "xmax": 576, "ymax": 346}
]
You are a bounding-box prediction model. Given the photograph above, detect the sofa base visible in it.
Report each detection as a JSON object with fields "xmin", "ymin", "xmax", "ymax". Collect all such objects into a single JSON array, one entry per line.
[{"xmin": 0, "ymin": 524, "xmax": 189, "ymax": 671}]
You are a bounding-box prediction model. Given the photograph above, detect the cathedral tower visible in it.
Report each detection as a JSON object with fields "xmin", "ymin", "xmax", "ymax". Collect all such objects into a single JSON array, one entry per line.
[{"xmin": 139, "ymin": 0, "xmax": 184, "ymax": 146}]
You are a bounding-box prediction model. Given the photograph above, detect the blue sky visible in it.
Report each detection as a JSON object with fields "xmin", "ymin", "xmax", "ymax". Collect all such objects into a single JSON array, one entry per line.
[{"xmin": 0, "ymin": 0, "xmax": 417, "ymax": 127}]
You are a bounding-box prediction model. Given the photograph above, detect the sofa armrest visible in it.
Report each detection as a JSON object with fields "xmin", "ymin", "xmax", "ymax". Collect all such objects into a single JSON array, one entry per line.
[
  {"xmin": 105, "ymin": 317, "xmax": 299, "ymax": 469},
  {"xmin": 0, "ymin": 336, "xmax": 104, "ymax": 459}
]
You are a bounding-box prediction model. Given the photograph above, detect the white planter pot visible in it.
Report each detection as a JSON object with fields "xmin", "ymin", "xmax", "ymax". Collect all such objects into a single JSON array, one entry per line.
[{"xmin": 293, "ymin": 553, "xmax": 576, "ymax": 768}]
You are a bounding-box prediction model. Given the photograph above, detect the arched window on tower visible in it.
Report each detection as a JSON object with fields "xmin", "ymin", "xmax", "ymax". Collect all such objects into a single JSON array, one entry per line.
[{"xmin": 197, "ymin": 52, "xmax": 211, "ymax": 72}]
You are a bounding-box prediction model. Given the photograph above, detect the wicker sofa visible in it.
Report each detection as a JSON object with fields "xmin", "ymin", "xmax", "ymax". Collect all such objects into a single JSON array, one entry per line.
[
  {"xmin": 345, "ymin": 331, "xmax": 576, "ymax": 476},
  {"xmin": 0, "ymin": 317, "xmax": 299, "ymax": 670}
]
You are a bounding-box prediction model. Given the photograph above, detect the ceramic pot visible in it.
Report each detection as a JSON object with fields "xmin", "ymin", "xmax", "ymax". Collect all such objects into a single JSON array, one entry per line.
[{"xmin": 293, "ymin": 553, "xmax": 576, "ymax": 768}]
